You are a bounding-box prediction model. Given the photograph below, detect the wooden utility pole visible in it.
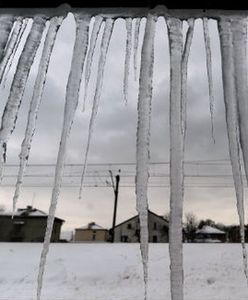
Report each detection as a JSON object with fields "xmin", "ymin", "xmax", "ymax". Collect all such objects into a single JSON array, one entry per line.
[{"xmin": 109, "ymin": 170, "xmax": 120, "ymax": 243}]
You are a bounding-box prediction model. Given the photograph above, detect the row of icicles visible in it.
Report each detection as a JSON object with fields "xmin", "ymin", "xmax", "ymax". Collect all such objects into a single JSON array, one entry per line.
[{"xmin": 0, "ymin": 10, "xmax": 247, "ymax": 300}]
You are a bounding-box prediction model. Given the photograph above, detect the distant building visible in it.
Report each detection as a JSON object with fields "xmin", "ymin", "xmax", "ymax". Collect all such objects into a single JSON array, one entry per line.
[
  {"xmin": 195, "ymin": 225, "xmax": 226, "ymax": 243},
  {"xmin": 0, "ymin": 206, "xmax": 64, "ymax": 242},
  {"xmin": 74, "ymin": 222, "xmax": 108, "ymax": 242},
  {"xmin": 113, "ymin": 210, "xmax": 169, "ymax": 243}
]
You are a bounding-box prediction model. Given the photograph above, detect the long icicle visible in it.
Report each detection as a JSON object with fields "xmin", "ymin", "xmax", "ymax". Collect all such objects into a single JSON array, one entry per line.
[
  {"xmin": 166, "ymin": 17, "xmax": 184, "ymax": 300},
  {"xmin": 203, "ymin": 17, "xmax": 215, "ymax": 142},
  {"xmin": 0, "ymin": 16, "xmax": 47, "ymax": 181},
  {"xmin": 82, "ymin": 16, "xmax": 103, "ymax": 111},
  {"xmin": 218, "ymin": 17, "xmax": 248, "ymax": 283},
  {"xmin": 12, "ymin": 17, "xmax": 64, "ymax": 216},
  {"xmin": 36, "ymin": 14, "xmax": 90, "ymax": 300},
  {"xmin": 78, "ymin": 18, "xmax": 114, "ymax": 199},
  {"xmin": 133, "ymin": 17, "xmax": 141, "ymax": 81},
  {"xmin": 0, "ymin": 15, "xmax": 15, "ymax": 63},
  {"xmin": 123, "ymin": 17, "xmax": 132, "ymax": 105},
  {"xmin": 2, "ymin": 18, "xmax": 29, "ymax": 88},
  {"xmin": 0, "ymin": 17, "xmax": 23, "ymax": 84},
  {"xmin": 136, "ymin": 13, "xmax": 157, "ymax": 300},
  {"xmin": 231, "ymin": 17, "xmax": 248, "ymax": 283},
  {"xmin": 181, "ymin": 19, "xmax": 194, "ymax": 140}
]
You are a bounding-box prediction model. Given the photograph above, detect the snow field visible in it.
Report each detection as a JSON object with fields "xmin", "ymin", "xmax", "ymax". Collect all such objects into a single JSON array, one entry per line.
[{"xmin": 0, "ymin": 243, "xmax": 248, "ymax": 300}]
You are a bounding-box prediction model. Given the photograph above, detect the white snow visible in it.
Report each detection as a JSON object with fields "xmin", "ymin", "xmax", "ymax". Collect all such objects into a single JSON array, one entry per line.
[
  {"xmin": 0, "ymin": 243, "xmax": 248, "ymax": 300},
  {"xmin": 78, "ymin": 222, "xmax": 105, "ymax": 230},
  {"xmin": 196, "ymin": 225, "xmax": 225, "ymax": 235}
]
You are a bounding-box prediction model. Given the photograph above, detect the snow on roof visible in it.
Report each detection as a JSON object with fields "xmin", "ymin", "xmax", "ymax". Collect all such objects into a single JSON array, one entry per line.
[
  {"xmin": 0, "ymin": 206, "xmax": 63, "ymax": 220},
  {"xmin": 196, "ymin": 225, "xmax": 225, "ymax": 235},
  {"xmin": 77, "ymin": 222, "xmax": 106, "ymax": 230}
]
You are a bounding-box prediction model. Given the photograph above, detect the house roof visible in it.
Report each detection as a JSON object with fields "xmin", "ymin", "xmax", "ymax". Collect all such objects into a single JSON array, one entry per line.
[
  {"xmin": 196, "ymin": 225, "xmax": 225, "ymax": 235},
  {"xmin": 113, "ymin": 210, "xmax": 169, "ymax": 229},
  {"xmin": 0, "ymin": 206, "xmax": 64, "ymax": 222},
  {"xmin": 76, "ymin": 222, "xmax": 107, "ymax": 230}
]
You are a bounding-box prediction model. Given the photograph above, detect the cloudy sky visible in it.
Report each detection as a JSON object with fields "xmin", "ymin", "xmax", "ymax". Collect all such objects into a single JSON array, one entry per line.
[{"xmin": 0, "ymin": 14, "xmax": 246, "ymax": 231}]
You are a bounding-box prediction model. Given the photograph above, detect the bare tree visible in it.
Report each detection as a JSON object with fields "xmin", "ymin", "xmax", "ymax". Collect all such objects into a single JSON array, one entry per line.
[{"xmin": 185, "ymin": 212, "xmax": 198, "ymax": 242}]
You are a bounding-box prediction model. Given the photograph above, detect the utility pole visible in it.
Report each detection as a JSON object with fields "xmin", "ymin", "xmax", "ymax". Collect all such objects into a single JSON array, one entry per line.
[{"xmin": 108, "ymin": 170, "xmax": 120, "ymax": 243}]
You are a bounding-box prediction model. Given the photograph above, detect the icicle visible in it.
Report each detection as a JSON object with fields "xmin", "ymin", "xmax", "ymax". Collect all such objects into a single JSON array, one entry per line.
[
  {"xmin": 123, "ymin": 17, "xmax": 132, "ymax": 105},
  {"xmin": 2, "ymin": 18, "xmax": 29, "ymax": 88},
  {"xmin": 218, "ymin": 17, "xmax": 248, "ymax": 283},
  {"xmin": 203, "ymin": 17, "xmax": 215, "ymax": 142},
  {"xmin": 12, "ymin": 16, "xmax": 64, "ymax": 216},
  {"xmin": 181, "ymin": 19, "xmax": 194, "ymax": 140},
  {"xmin": 230, "ymin": 17, "xmax": 248, "ymax": 283},
  {"xmin": 0, "ymin": 15, "xmax": 15, "ymax": 63},
  {"xmin": 78, "ymin": 18, "xmax": 114, "ymax": 199},
  {"xmin": 0, "ymin": 16, "xmax": 47, "ymax": 181},
  {"xmin": 166, "ymin": 17, "xmax": 184, "ymax": 300},
  {"xmin": 0, "ymin": 17, "xmax": 24, "ymax": 84},
  {"xmin": 133, "ymin": 18, "xmax": 141, "ymax": 81},
  {"xmin": 36, "ymin": 14, "xmax": 90, "ymax": 300},
  {"xmin": 83, "ymin": 16, "xmax": 103, "ymax": 111},
  {"xmin": 136, "ymin": 13, "xmax": 157, "ymax": 300}
]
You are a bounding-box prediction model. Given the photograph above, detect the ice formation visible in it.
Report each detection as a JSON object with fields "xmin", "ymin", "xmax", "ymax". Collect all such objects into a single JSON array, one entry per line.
[
  {"xmin": 133, "ymin": 17, "xmax": 141, "ymax": 81},
  {"xmin": 166, "ymin": 17, "xmax": 185, "ymax": 300},
  {"xmin": 123, "ymin": 17, "xmax": 132, "ymax": 104},
  {"xmin": 218, "ymin": 17, "xmax": 248, "ymax": 282},
  {"xmin": 79, "ymin": 18, "xmax": 114, "ymax": 199},
  {"xmin": 0, "ymin": 16, "xmax": 46, "ymax": 181},
  {"xmin": 203, "ymin": 17, "xmax": 215, "ymax": 142},
  {"xmin": 2, "ymin": 18, "xmax": 29, "ymax": 88},
  {"xmin": 37, "ymin": 14, "xmax": 90, "ymax": 300},
  {"xmin": 0, "ymin": 17, "xmax": 23, "ymax": 84},
  {"xmin": 136, "ymin": 13, "xmax": 157, "ymax": 300},
  {"xmin": 83, "ymin": 15, "xmax": 103, "ymax": 111},
  {"xmin": 0, "ymin": 6, "xmax": 247, "ymax": 300},
  {"xmin": 12, "ymin": 16, "xmax": 63, "ymax": 215}
]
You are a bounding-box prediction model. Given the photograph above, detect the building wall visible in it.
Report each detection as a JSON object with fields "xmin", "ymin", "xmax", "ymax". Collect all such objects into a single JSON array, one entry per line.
[
  {"xmin": 0, "ymin": 216, "xmax": 63, "ymax": 242},
  {"xmin": 114, "ymin": 213, "xmax": 169, "ymax": 243},
  {"xmin": 74, "ymin": 229, "xmax": 108, "ymax": 242}
]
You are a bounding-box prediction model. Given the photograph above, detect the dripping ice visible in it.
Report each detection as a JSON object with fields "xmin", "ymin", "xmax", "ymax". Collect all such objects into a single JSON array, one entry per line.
[
  {"xmin": 37, "ymin": 14, "xmax": 90, "ymax": 300},
  {"xmin": 0, "ymin": 16, "xmax": 47, "ymax": 181},
  {"xmin": 12, "ymin": 16, "xmax": 63, "ymax": 215},
  {"xmin": 83, "ymin": 16, "xmax": 103, "ymax": 111},
  {"xmin": 136, "ymin": 13, "xmax": 156, "ymax": 300},
  {"xmin": 203, "ymin": 17, "xmax": 215, "ymax": 142},
  {"xmin": 79, "ymin": 18, "xmax": 114, "ymax": 199},
  {"xmin": 123, "ymin": 17, "xmax": 132, "ymax": 104}
]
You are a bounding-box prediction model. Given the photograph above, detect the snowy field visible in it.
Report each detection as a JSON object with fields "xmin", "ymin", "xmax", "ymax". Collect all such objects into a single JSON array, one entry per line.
[{"xmin": 1, "ymin": 243, "xmax": 248, "ymax": 300}]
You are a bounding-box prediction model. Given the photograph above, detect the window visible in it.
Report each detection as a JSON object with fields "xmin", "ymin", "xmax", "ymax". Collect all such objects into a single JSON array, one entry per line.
[
  {"xmin": 92, "ymin": 234, "xmax": 96, "ymax": 241},
  {"xmin": 127, "ymin": 223, "xmax": 132, "ymax": 229},
  {"xmin": 153, "ymin": 222, "xmax": 157, "ymax": 230},
  {"xmin": 121, "ymin": 235, "xmax": 128, "ymax": 242}
]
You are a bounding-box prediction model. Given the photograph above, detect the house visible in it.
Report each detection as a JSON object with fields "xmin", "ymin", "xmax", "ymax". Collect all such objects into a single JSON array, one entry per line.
[
  {"xmin": 195, "ymin": 225, "xmax": 226, "ymax": 243},
  {"xmin": 113, "ymin": 210, "xmax": 169, "ymax": 243},
  {"xmin": 74, "ymin": 222, "xmax": 108, "ymax": 242},
  {"xmin": 0, "ymin": 206, "xmax": 64, "ymax": 242}
]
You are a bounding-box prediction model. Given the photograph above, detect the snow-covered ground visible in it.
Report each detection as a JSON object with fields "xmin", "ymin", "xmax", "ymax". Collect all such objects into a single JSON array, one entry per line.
[{"xmin": 0, "ymin": 243, "xmax": 248, "ymax": 300}]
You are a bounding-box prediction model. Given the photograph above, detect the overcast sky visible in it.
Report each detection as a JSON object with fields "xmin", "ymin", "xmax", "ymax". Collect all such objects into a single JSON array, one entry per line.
[{"xmin": 0, "ymin": 14, "xmax": 246, "ymax": 231}]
